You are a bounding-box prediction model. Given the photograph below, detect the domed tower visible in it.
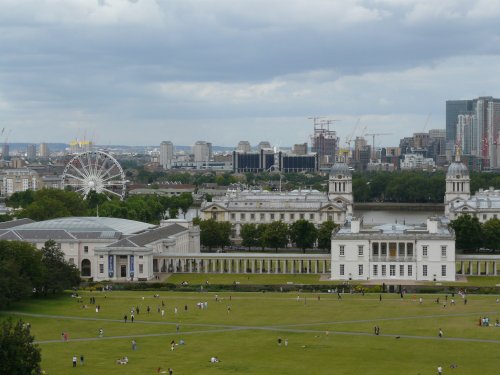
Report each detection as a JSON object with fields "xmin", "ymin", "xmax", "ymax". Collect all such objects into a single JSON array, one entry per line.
[
  {"xmin": 328, "ymin": 162, "xmax": 353, "ymax": 214},
  {"xmin": 445, "ymin": 153, "xmax": 470, "ymax": 216}
]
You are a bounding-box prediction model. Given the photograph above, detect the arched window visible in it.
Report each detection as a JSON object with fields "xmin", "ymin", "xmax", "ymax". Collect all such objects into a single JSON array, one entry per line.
[{"xmin": 81, "ymin": 259, "xmax": 91, "ymax": 277}]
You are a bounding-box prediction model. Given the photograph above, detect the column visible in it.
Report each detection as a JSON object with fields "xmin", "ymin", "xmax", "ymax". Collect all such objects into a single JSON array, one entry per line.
[
  {"xmin": 267, "ymin": 260, "xmax": 271, "ymax": 273},
  {"xmin": 291, "ymin": 260, "xmax": 295, "ymax": 274},
  {"xmin": 306, "ymin": 260, "xmax": 310, "ymax": 274},
  {"xmin": 494, "ymin": 262, "xmax": 497, "ymax": 276},
  {"xmin": 220, "ymin": 260, "xmax": 224, "ymax": 273},
  {"xmin": 275, "ymin": 260, "xmax": 279, "ymax": 274},
  {"xmin": 252, "ymin": 260, "xmax": 255, "ymax": 273},
  {"xmin": 228, "ymin": 259, "xmax": 232, "ymax": 273},
  {"xmin": 260, "ymin": 260, "xmax": 263, "ymax": 274},
  {"xmin": 486, "ymin": 262, "xmax": 489, "ymax": 276},
  {"xmin": 460, "ymin": 261, "xmax": 464, "ymax": 275}
]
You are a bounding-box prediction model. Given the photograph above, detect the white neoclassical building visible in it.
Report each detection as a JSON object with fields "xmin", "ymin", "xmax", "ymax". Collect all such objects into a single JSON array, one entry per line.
[
  {"xmin": 0, "ymin": 217, "xmax": 200, "ymax": 281},
  {"xmin": 445, "ymin": 154, "xmax": 500, "ymax": 222},
  {"xmin": 331, "ymin": 217, "xmax": 456, "ymax": 281},
  {"xmin": 201, "ymin": 163, "xmax": 353, "ymax": 239}
]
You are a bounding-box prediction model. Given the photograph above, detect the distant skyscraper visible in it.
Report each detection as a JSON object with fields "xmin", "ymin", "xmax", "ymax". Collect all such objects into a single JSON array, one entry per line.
[
  {"xmin": 39, "ymin": 143, "xmax": 49, "ymax": 158},
  {"xmin": 310, "ymin": 120, "xmax": 338, "ymax": 167},
  {"xmin": 26, "ymin": 144, "xmax": 36, "ymax": 160},
  {"xmin": 159, "ymin": 141, "xmax": 174, "ymax": 169},
  {"xmin": 446, "ymin": 97, "xmax": 500, "ymax": 167},
  {"xmin": 456, "ymin": 114, "xmax": 473, "ymax": 155},
  {"xmin": 1, "ymin": 144, "xmax": 9, "ymax": 160},
  {"xmin": 237, "ymin": 141, "xmax": 251, "ymax": 153},
  {"xmin": 193, "ymin": 141, "xmax": 211, "ymax": 163},
  {"xmin": 446, "ymin": 100, "xmax": 474, "ymax": 146},
  {"xmin": 257, "ymin": 141, "xmax": 272, "ymax": 150},
  {"xmin": 292, "ymin": 143, "xmax": 308, "ymax": 155}
]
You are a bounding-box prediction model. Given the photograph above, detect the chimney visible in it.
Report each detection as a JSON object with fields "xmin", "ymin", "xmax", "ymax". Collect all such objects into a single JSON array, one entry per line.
[
  {"xmin": 351, "ymin": 217, "xmax": 361, "ymax": 234},
  {"xmin": 426, "ymin": 217, "xmax": 439, "ymax": 234}
]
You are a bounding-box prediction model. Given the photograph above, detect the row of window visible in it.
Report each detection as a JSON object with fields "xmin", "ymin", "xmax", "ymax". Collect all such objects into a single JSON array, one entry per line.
[
  {"xmin": 338, "ymin": 264, "xmax": 447, "ymax": 277},
  {"xmin": 229, "ymin": 212, "xmax": 340, "ymax": 222},
  {"xmin": 339, "ymin": 245, "xmax": 447, "ymax": 257}
]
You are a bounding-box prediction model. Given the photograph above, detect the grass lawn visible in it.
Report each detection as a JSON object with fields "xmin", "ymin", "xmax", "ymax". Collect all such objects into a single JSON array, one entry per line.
[{"xmin": 3, "ymin": 291, "xmax": 500, "ymax": 374}]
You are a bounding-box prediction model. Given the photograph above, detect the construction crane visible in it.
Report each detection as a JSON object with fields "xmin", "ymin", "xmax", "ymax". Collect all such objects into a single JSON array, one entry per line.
[{"xmin": 365, "ymin": 132, "xmax": 392, "ymax": 161}]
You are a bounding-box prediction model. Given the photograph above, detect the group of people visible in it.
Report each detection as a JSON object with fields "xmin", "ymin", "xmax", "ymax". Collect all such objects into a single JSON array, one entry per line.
[{"xmin": 72, "ymin": 355, "xmax": 84, "ymax": 367}]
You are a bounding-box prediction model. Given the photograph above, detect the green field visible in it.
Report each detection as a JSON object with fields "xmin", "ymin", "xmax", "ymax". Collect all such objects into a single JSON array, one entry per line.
[{"xmin": 3, "ymin": 290, "xmax": 500, "ymax": 374}]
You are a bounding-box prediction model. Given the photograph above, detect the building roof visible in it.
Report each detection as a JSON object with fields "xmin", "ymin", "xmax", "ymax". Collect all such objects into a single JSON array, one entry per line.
[
  {"xmin": 0, "ymin": 218, "xmax": 35, "ymax": 229},
  {"xmin": 105, "ymin": 224, "xmax": 187, "ymax": 248},
  {"xmin": 201, "ymin": 189, "xmax": 344, "ymax": 212},
  {"xmin": 447, "ymin": 161, "xmax": 469, "ymax": 177},
  {"xmin": 330, "ymin": 162, "xmax": 352, "ymax": 176},
  {"xmin": 450, "ymin": 188, "xmax": 500, "ymax": 211},
  {"xmin": 12, "ymin": 217, "xmax": 155, "ymax": 235}
]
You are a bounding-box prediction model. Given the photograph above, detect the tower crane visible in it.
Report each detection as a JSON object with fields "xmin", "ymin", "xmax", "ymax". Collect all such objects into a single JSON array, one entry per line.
[{"xmin": 364, "ymin": 132, "xmax": 392, "ymax": 161}]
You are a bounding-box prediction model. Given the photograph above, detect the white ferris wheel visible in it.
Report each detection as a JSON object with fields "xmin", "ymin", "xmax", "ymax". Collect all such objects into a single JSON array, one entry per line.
[{"xmin": 62, "ymin": 150, "xmax": 127, "ymax": 200}]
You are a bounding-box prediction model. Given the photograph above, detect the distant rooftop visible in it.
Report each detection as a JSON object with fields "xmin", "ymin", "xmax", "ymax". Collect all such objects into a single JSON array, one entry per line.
[{"xmin": 12, "ymin": 217, "xmax": 156, "ymax": 235}]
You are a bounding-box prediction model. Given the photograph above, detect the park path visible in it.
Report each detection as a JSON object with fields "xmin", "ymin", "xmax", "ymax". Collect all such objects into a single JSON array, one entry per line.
[{"xmin": 8, "ymin": 311, "xmax": 500, "ymax": 346}]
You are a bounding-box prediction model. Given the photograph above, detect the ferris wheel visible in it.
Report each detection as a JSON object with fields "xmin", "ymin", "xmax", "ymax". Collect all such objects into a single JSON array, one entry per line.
[{"xmin": 62, "ymin": 150, "xmax": 127, "ymax": 200}]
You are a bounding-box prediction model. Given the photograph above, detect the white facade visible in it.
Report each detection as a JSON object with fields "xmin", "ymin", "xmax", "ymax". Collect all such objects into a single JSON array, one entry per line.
[
  {"xmin": 0, "ymin": 217, "xmax": 200, "ymax": 281},
  {"xmin": 331, "ymin": 217, "xmax": 456, "ymax": 282},
  {"xmin": 201, "ymin": 164, "xmax": 353, "ymax": 239},
  {"xmin": 400, "ymin": 154, "xmax": 436, "ymax": 170}
]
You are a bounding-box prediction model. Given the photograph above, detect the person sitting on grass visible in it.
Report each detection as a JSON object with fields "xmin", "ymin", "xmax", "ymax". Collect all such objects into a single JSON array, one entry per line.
[{"xmin": 210, "ymin": 357, "xmax": 219, "ymax": 363}]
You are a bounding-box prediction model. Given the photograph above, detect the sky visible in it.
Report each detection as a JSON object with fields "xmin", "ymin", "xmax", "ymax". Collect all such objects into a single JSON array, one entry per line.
[{"xmin": 2, "ymin": 0, "xmax": 500, "ymax": 148}]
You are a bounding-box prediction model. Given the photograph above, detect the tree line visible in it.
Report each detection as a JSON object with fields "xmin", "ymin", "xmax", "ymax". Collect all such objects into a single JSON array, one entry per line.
[
  {"xmin": 449, "ymin": 215, "xmax": 500, "ymax": 251},
  {"xmin": 0, "ymin": 240, "xmax": 80, "ymax": 309},
  {"xmin": 195, "ymin": 218, "xmax": 338, "ymax": 253},
  {"xmin": 7, "ymin": 189, "xmax": 193, "ymax": 224}
]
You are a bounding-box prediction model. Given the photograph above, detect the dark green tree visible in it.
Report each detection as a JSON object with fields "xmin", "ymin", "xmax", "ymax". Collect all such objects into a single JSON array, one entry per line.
[
  {"xmin": 289, "ymin": 219, "xmax": 317, "ymax": 253},
  {"xmin": 6, "ymin": 190, "xmax": 36, "ymax": 209},
  {"xmin": 482, "ymin": 218, "xmax": 500, "ymax": 250},
  {"xmin": 0, "ymin": 318, "xmax": 41, "ymax": 375},
  {"xmin": 199, "ymin": 220, "xmax": 232, "ymax": 250},
  {"xmin": 176, "ymin": 192, "xmax": 194, "ymax": 218},
  {"xmin": 0, "ymin": 241, "xmax": 43, "ymax": 309},
  {"xmin": 262, "ymin": 221, "xmax": 289, "ymax": 252},
  {"xmin": 317, "ymin": 220, "xmax": 339, "ymax": 251},
  {"xmin": 449, "ymin": 215, "xmax": 483, "ymax": 251},
  {"xmin": 240, "ymin": 223, "xmax": 259, "ymax": 250},
  {"xmin": 40, "ymin": 240, "xmax": 80, "ymax": 294}
]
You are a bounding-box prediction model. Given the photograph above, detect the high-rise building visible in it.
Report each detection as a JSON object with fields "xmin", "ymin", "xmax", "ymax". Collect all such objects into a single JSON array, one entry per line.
[
  {"xmin": 257, "ymin": 141, "xmax": 272, "ymax": 150},
  {"xmin": 193, "ymin": 141, "xmax": 211, "ymax": 164},
  {"xmin": 39, "ymin": 143, "xmax": 49, "ymax": 158},
  {"xmin": 456, "ymin": 114, "xmax": 473, "ymax": 155},
  {"xmin": 237, "ymin": 141, "xmax": 251, "ymax": 153},
  {"xmin": 292, "ymin": 143, "xmax": 308, "ymax": 155},
  {"xmin": 159, "ymin": 141, "xmax": 174, "ymax": 169},
  {"xmin": 446, "ymin": 99, "xmax": 475, "ymax": 146},
  {"xmin": 446, "ymin": 97, "xmax": 500, "ymax": 168},
  {"xmin": 310, "ymin": 120, "xmax": 339, "ymax": 167},
  {"xmin": 1, "ymin": 144, "xmax": 9, "ymax": 160},
  {"xmin": 26, "ymin": 144, "xmax": 36, "ymax": 161}
]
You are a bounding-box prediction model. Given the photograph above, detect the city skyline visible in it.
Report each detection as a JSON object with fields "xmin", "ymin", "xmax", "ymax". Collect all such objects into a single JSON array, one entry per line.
[{"xmin": 2, "ymin": 1, "xmax": 500, "ymax": 147}]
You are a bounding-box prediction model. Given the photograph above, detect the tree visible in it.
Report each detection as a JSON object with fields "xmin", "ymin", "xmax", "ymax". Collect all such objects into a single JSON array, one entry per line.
[
  {"xmin": 240, "ymin": 223, "xmax": 259, "ymax": 250},
  {"xmin": 482, "ymin": 218, "xmax": 500, "ymax": 250},
  {"xmin": 0, "ymin": 318, "xmax": 41, "ymax": 375},
  {"xmin": 289, "ymin": 219, "xmax": 317, "ymax": 253},
  {"xmin": 317, "ymin": 220, "xmax": 339, "ymax": 251},
  {"xmin": 449, "ymin": 215, "xmax": 483, "ymax": 251},
  {"xmin": 176, "ymin": 192, "xmax": 194, "ymax": 218},
  {"xmin": 262, "ymin": 221, "xmax": 289, "ymax": 252},
  {"xmin": 40, "ymin": 240, "xmax": 80, "ymax": 294},
  {"xmin": 199, "ymin": 220, "xmax": 232, "ymax": 250},
  {"xmin": 0, "ymin": 241, "xmax": 44, "ymax": 309}
]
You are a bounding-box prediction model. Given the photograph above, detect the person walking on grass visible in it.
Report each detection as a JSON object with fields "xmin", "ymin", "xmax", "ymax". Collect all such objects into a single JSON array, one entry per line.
[{"xmin": 72, "ymin": 356, "xmax": 77, "ymax": 367}]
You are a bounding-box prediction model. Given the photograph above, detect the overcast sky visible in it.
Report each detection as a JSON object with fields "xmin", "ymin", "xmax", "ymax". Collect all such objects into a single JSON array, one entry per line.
[{"xmin": 2, "ymin": 0, "xmax": 500, "ymax": 148}]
